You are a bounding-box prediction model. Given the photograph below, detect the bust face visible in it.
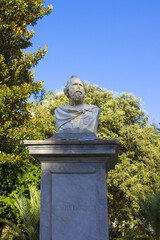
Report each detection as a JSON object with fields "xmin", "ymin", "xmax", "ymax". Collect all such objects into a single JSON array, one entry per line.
[
  {"xmin": 68, "ymin": 78, "xmax": 85, "ymax": 96},
  {"xmin": 68, "ymin": 78, "xmax": 85, "ymax": 104}
]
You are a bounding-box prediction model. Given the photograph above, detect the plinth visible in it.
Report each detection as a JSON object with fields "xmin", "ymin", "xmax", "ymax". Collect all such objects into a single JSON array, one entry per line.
[{"xmin": 24, "ymin": 134, "xmax": 118, "ymax": 240}]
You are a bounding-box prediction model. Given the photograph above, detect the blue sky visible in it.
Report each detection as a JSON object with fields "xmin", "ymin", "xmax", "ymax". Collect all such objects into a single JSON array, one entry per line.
[{"xmin": 29, "ymin": 0, "xmax": 160, "ymax": 125}]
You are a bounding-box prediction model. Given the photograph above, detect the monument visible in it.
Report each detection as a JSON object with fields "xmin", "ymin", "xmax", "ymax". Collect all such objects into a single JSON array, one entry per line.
[
  {"xmin": 24, "ymin": 76, "xmax": 118, "ymax": 240},
  {"xmin": 55, "ymin": 75, "xmax": 99, "ymax": 134}
]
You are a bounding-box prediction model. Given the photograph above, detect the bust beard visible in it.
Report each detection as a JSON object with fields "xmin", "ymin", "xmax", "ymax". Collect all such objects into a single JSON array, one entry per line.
[{"xmin": 69, "ymin": 91, "xmax": 85, "ymax": 105}]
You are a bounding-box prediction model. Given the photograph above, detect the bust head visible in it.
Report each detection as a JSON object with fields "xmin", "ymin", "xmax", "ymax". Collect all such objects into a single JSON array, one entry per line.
[{"xmin": 64, "ymin": 76, "xmax": 86, "ymax": 106}]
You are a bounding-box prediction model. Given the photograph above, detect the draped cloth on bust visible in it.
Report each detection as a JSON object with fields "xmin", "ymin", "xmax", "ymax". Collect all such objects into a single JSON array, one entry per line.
[{"xmin": 55, "ymin": 104, "xmax": 100, "ymax": 134}]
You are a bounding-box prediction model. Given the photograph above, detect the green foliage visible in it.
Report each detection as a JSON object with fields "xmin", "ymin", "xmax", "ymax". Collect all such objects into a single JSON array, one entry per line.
[
  {"xmin": 109, "ymin": 236, "xmax": 150, "ymax": 240},
  {"xmin": 136, "ymin": 191, "xmax": 160, "ymax": 240},
  {"xmin": 33, "ymin": 90, "xmax": 68, "ymax": 138},
  {"xmin": 0, "ymin": 186, "xmax": 40, "ymax": 240},
  {"xmin": 33, "ymin": 85, "xmax": 160, "ymax": 223},
  {"xmin": 0, "ymin": 149, "xmax": 41, "ymax": 222},
  {"xmin": 0, "ymin": 0, "xmax": 52, "ymax": 153},
  {"xmin": 0, "ymin": 0, "xmax": 52, "ymax": 224}
]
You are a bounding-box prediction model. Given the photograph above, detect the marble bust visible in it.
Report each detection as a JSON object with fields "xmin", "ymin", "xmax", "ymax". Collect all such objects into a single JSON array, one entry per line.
[{"xmin": 55, "ymin": 76, "xmax": 100, "ymax": 134}]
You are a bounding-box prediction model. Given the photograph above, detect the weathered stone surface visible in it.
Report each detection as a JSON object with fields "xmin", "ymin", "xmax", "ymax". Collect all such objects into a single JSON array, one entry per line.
[
  {"xmin": 24, "ymin": 137, "xmax": 118, "ymax": 171},
  {"xmin": 24, "ymin": 74, "xmax": 119, "ymax": 240},
  {"xmin": 24, "ymin": 135, "xmax": 118, "ymax": 240},
  {"xmin": 52, "ymin": 170, "xmax": 96, "ymax": 239},
  {"xmin": 55, "ymin": 76, "xmax": 100, "ymax": 134},
  {"xmin": 40, "ymin": 162, "xmax": 108, "ymax": 240}
]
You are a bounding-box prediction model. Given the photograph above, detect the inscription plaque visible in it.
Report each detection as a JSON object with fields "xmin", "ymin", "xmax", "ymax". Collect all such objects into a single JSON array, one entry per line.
[{"xmin": 52, "ymin": 173, "xmax": 96, "ymax": 240}]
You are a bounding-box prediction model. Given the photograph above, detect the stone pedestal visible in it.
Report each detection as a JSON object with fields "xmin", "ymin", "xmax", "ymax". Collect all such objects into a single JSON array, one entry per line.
[{"xmin": 24, "ymin": 135, "xmax": 118, "ymax": 240}]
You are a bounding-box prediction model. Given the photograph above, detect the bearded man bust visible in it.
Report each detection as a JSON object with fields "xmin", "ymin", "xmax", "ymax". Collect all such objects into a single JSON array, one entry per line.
[{"xmin": 54, "ymin": 76, "xmax": 100, "ymax": 135}]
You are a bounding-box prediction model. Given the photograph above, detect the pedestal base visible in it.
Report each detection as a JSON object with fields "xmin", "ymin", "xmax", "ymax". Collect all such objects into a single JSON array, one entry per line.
[{"xmin": 41, "ymin": 161, "xmax": 108, "ymax": 240}]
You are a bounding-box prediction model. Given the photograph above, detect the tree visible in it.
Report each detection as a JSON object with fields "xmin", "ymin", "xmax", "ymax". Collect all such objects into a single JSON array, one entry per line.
[
  {"xmin": 1, "ymin": 186, "xmax": 40, "ymax": 240},
  {"xmin": 136, "ymin": 191, "xmax": 160, "ymax": 240},
  {"xmin": 0, "ymin": 0, "xmax": 52, "ymax": 153},
  {"xmin": 33, "ymin": 90, "xmax": 69, "ymax": 138},
  {"xmin": 33, "ymin": 85, "xmax": 160, "ymax": 223},
  {"xmin": 0, "ymin": 0, "xmax": 52, "ymax": 222}
]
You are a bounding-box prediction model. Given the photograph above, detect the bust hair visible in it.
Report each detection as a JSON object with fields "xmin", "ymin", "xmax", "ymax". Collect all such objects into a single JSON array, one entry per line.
[{"xmin": 64, "ymin": 75, "xmax": 86, "ymax": 98}]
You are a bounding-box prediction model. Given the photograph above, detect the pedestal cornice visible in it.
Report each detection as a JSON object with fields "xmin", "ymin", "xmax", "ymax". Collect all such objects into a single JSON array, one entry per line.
[{"xmin": 24, "ymin": 138, "xmax": 119, "ymax": 171}]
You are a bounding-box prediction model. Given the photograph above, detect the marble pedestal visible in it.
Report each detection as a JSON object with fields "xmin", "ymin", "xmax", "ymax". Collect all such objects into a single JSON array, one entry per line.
[{"xmin": 24, "ymin": 135, "xmax": 118, "ymax": 240}]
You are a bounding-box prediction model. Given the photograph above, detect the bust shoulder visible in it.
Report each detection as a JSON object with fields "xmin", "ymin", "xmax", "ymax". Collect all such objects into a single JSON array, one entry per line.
[{"xmin": 55, "ymin": 104, "xmax": 99, "ymax": 111}]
